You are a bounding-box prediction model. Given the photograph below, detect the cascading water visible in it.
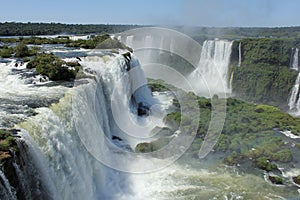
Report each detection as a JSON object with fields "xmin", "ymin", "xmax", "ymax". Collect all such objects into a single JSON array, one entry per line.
[
  {"xmin": 189, "ymin": 39, "xmax": 233, "ymax": 97},
  {"xmin": 238, "ymin": 42, "xmax": 242, "ymax": 67},
  {"xmin": 125, "ymin": 36, "xmax": 134, "ymax": 48},
  {"xmin": 291, "ymin": 48, "xmax": 299, "ymax": 71},
  {"xmin": 288, "ymin": 73, "xmax": 300, "ymax": 113},
  {"xmin": 288, "ymin": 47, "xmax": 300, "ymax": 114},
  {"xmin": 2, "ymin": 53, "xmax": 168, "ymax": 200}
]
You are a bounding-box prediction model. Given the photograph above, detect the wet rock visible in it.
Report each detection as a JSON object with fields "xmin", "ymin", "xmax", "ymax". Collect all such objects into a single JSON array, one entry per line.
[
  {"xmin": 112, "ymin": 135, "xmax": 122, "ymax": 141},
  {"xmin": 292, "ymin": 175, "xmax": 300, "ymax": 185},
  {"xmin": 268, "ymin": 175, "xmax": 283, "ymax": 185},
  {"xmin": 123, "ymin": 52, "xmax": 131, "ymax": 71},
  {"xmin": 137, "ymin": 102, "xmax": 150, "ymax": 116}
]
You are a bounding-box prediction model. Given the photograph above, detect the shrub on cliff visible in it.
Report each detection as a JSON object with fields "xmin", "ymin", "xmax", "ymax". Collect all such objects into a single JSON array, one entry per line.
[{"xmin": 0, "ymin": 129, "xmax": 17, "ymax": 153}]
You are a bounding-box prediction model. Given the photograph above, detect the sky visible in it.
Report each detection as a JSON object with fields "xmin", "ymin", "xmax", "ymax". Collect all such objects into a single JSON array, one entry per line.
[{"xmin": 1, "ymin": 0, "xmax": 300, "ymax": 27}]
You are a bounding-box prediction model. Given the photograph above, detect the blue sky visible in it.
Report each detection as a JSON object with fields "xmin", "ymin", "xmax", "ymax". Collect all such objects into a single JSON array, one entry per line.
[{"xmin": 1, "ymin": 0, "xmax": 299, "ymax": 27}]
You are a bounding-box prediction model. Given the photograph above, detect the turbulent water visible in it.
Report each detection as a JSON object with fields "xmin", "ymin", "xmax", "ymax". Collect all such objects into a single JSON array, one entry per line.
[
  {"xmin": 0, "ymin": 42, "xmax": 299, "ymax": 199},
  {"xmin": 11, "ymin": 53, "xmax": 171, "ymax": 199}
]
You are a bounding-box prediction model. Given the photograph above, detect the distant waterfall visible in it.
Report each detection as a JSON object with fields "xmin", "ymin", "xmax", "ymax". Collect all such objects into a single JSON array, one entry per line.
[
  {"xmin": 125, "ymin": 36, "xmax": 134, "ymax": 48},
  {"xmin": 119, "ymin": 29, "xmax": 202, "ymax": 72},
  {"xmin": 288, "ymin": 48, "xmax": 300, "ymax": 114},
  {"xmin": 291, "ymin": 48, "xmax": 299, "ymax": 71},
  {"xmin": 288, "ymin": 73, "xmax": 300, "ymax": 112},
  {"xmin": 189, "ymin": 39, "xmax": 233, "ymax": 97},
  {"xmin": 238, "ymin": 42, "xmax": 242, "ymax": 67}
]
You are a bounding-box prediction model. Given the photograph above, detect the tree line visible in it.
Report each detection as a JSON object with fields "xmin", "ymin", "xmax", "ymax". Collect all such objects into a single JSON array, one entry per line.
[{"xmin": 0, "ymin": 22, "xmax": 142, "ymax": 36}]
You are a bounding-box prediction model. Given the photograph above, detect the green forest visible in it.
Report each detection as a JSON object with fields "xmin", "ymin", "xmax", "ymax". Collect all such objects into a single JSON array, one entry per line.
[{"xmin": 0, "ymin": 22, "xmax": 142, "ymax": 36}]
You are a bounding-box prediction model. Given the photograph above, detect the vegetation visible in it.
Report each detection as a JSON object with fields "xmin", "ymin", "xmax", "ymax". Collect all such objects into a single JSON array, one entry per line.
[
  {"xmin": 0, "ymin": 36, "xmax": 72, "ymax": 45},
  {"xmin": 0, "ymin": 43, "xmax": 38, "ymax": 58},
  {"xmin": 0, "ymin": 129, "xmax": 18, "ymax": 161},
  {"xmin": 15, "ymin": 42, "xmax": 30, "ymax": 57},
  {"xmin": 255, "ymin": 157, "xmax": 277, "ymax": 172},
  {"xmin": 233, "ymin": 38, "xmax": 299, "ymax": 66},
  {"xmin": 66, "ymin": 34, "xmax": 132, "ymax": 50},
  {"xmin": 268, "ymin": 175, "xmax": 284, "ymax": 185},
  {"xmin": 182, "ymin": 26, "xmax": 300, "ymax": 43},
  {"xmin": 0, "ymin": 45, "xmax": 13, "ymax": 58},
  {"xmin": 0, "ymin": 34, "xmax": 132, "ymax": 52},
  {"xmin": 231, "ymin": 63, "xmax": 298, "ymax": 108},
  {"xmin": 137, "ymin": 79, "xmax": 300, "ymax": 174},
  {"xmin": 27, "ymin": 53, "xmax": 80, "ymax": 81},
  {"xmin": 230, "ymin": 38, "xmax": 300, "ymax": 108},
  {"xmin": 0, "ymin": 130, "xmax": 16, "ymax": 151},
  {"xmin": 0, "ymin": 22, "xmax": 141, "ymax": 36}
]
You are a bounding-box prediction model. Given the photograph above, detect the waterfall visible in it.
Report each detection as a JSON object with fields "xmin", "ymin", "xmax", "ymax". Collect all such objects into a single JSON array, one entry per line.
[
  {"xmin": 119, "ymin": 28, "xmax": 203, "ymax": 72},
  {"xmin": 238, "ymin": 42, "xmax": 242, "ymax": 67},
  {"xmin": 125, "ymin": 36, "xmax": 134, "ymax": 48},
  {"xmin": 0, "ymin": 53, "xmax": 168, "ymax": 199},
  {"xmin": 189, "ymin": 39, "xmax": 233, "ymax": 97},
  {"xmin": 291, "ymin": 48, "xmax": 299, "ymax": 71},
  {"xmin": 288, "ymin": 73, "xmax": 300, "ymax": 112},
  {"xmin": 288, "ymin": 48, "xmax": 300, "ymax": 113},
  {"xmin": 229, "ymin": 72, "xmax": 234, "ymax": 94}
]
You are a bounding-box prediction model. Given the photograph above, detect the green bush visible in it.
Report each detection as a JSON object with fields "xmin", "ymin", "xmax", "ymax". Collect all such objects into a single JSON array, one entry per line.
[
  {"xmin": 0, "ymin": 129, "xmax": 17, "ymax": 152},
  {"xmin": 15, "ymin": 43, "xmax": 30, "ymax": 57},
  {"xmin": 256, "ymin": 157, "xmax": 277, "ymax": 171},
  {"xmin": 0, "ymin": 46, "xmax": 13, "ymax": 58},
  {"xmin": 27, "ymin": 53, "xmax": 77, "ymax": 81}
]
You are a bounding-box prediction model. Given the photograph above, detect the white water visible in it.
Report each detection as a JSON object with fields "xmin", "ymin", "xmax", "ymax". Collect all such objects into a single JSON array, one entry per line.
[
  {"xmin": 291, "ymin": 48, "xmax": 299, "ymax": 71},
  {"xmin": 288, "ymin": 48, "xmax": 300, "ymax": 114},
  {"xmin": 1, "ymin": 42, "xmax": 299, "ymax": 199},
  {"xmin": 189, "ymin": 39, "xmax": 233, "ymax": 97},
  {"xmin": 238, "ymin": 42, "xmax": 242, "ymax": 67},
  {"xmin": 0, "ymin": 61, "xmax": 67, "ymax": 128},
  {"xmin": 125, "ymin": 36, "xmax": 134, "ymax": 48},
  {"xmin": 288, "ymin": 73, "xmax": 300, "ymax": 113},
  {"xmin": 12, "ymin": 53, "xmax": 174, "ymax": 199}
]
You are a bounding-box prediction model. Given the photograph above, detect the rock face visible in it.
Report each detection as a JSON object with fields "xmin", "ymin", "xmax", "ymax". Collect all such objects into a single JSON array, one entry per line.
[
  {"xmin": 135, "ymin": 142, "xmax": 154, "ymax": 153},
  {"xmin": 137, "ymin": 102, "xmax": 150, "ymax": 116},
  {"xmin": 1, "ymin": 143, "xmax": 53, "ymax": 200},
  {"xmin": 292, "ymin": 175, "xmax": 300, "ymax": 185}
]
